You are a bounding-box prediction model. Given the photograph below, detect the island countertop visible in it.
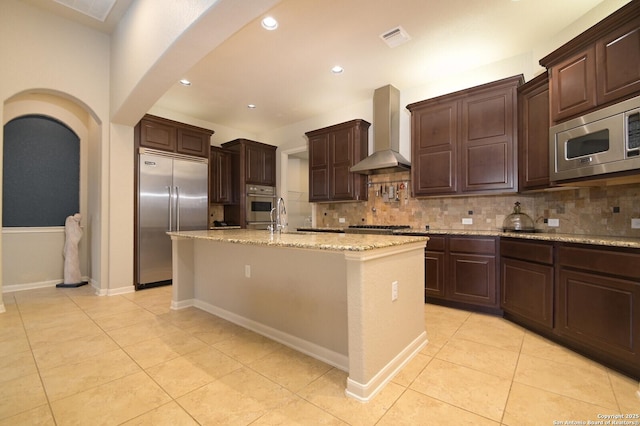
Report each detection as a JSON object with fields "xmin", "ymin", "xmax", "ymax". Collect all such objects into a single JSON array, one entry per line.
[{"xmin": 168, "ymin": 229, "xmax": 428, "ymax": 251}]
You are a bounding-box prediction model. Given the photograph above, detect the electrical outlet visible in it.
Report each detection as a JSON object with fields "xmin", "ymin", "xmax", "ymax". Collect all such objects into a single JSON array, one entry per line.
[
  {"xmin": 632, "ymin": 218, "xmax": 640, "ymax": 229},
  {"xmin": 462, "ymin": 218, "xmax": 473, "ymax": 225},
  {"xmin": 339, "ymin": 217, "xmax": 346, "ymax": 223},
  {"xmin": 548, "ymin": 218, "xmax": 560, "ymax": 227},
  {"xmin": 244, "ymin": 265, "xmax": 251, "ymax": 278},
  {"xmin": 391, "ymin": 281, "xmax": 398, "ymax": 301}
]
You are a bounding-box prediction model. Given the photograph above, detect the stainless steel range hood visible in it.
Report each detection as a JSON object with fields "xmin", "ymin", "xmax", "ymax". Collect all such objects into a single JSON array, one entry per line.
[{"xmin": 350, "ymin": 84, "xmax": 411, "ymax": 175}]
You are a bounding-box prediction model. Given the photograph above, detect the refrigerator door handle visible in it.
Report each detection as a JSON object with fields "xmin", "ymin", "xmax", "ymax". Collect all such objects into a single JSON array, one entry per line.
[
  {"xmin": 167, "ymin": 186, "xmax": 173, "ymax": 231},
  {"xmin": 175, "ymin": 186, "xmax": 181, "ymax": 232}
]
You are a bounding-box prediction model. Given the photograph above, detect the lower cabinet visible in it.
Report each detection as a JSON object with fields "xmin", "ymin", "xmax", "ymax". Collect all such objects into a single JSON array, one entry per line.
[
  {"xmin": 425, "ymin": 236, "xmax": 446, "ymax": 301},
  {"xmin": 500, "ymin": 239, "xmax": 554, "ymax": 330},
  {"xmin": 425, "ymin": 235, "xmax": 500, "ymax": 313},
  {"xmin": 556, "ymin": 244, "xmax": 640, "ymax": 378},
  {"xmin": 449, "ymin": 237, "xmax": 498, "ymax": 309},
  {"xmin": 499, "ymin": 238, "xmax": 640, "ymax": 380}
]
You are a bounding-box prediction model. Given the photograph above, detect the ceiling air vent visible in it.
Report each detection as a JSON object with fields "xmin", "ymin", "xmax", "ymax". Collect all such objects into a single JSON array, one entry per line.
[{"xmin": 380, "ymin": 26, "xmax": 411, "ymax": 48}]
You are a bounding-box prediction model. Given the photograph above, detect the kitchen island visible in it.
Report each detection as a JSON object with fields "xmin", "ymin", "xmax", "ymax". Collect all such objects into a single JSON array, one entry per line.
[{"xmin": 167, "ymin": 229, "xmax": 428, "ymax": 401}]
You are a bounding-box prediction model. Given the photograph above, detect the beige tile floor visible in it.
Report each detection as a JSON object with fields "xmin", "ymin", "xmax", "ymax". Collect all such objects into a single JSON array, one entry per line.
[{"xmin": 1, "ymin": 285, "xmax": 638, "ymax": 425}]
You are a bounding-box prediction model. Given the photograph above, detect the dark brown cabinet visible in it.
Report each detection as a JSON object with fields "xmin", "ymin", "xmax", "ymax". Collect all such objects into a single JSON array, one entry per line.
[
  {"xmin": 408, "ymin": 75, "xmax": 522, "ymax": 197},
  {"xmin": 448, "ymin": 237, "xmax": 499, "ymax": 309},
  {"xmin": 221, "ymin": 139, "xmax": 276, "ymax": 187},
  {"xmin": 425, "ymin": 236, "xmax": 446, "ymax": 301},
  {"xmin": 517, "ymin": 73, "xmax": 551, "ymax": 191},
  {"xmin": 409, "ymin": 100, "xmax": 459, "ymax": 195},
  {"xmin": 221, "ymin": 139, "xmax": 277, "ymax": 227},
  {"xmin": 209, "ymin": 146, "xmax": 233, "ymax": 204},
  {"xmin": 556, "ymin": 244, "xmax": 640, "ymax": 378},
  {"xmin": 306, "ymin": 119, "xmax": 369, "ymax": 202},
  {"xmin": 540, "ymin": 2, "xmax": 640, "ymax": 124},
  {"xmin": 245, "ymin": 142, "xmax": 276, "ymax": 186},
  {"xmin": 596, "ymin": 17, "xmax": 640, "ymax": 106},
  {"xmin": 424, "ymin": 235, "xmax": 500, "ymax": 313},
  {"xmin": 500, "ymin": 238, "xmax": 554, "ymax": 330},
  {"xmin": 548, "ymin": 47, "xmax": 597, "ymax": 123},
  {"xmin": 136, "ymin": 114, "xmax": 213, "ymax": 158}
]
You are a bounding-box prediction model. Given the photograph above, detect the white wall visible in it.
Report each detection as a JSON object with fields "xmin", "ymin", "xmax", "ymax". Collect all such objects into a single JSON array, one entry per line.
[
  {"xmin": 0, "ymin": 0, "xmax": 109, "ymax": 304},
  {"xmin": 286, "ymin": 156, "xmax": 311, "ymax": 229},
  {"xmin": 2, "ymin": 94, "xmax": 92, "ymax": 290}
]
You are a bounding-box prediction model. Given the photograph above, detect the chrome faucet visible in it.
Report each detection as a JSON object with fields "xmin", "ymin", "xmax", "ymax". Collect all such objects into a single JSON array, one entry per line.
[
  {"xmin": 268, "ymin": 197, "xmax": 287, "ymax": 234},
  {"xmin": 275, "ymin": 197, "xmax": 286, "ymax": 233}
]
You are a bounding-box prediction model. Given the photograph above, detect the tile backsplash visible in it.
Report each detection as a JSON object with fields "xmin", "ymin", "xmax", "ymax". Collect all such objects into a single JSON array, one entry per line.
[{"xmin": 315, "ymin": 172, "xmax": 640, "ymax": 238}]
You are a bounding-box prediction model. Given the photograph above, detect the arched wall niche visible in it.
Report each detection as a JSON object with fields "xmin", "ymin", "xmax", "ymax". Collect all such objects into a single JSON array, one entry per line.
[{"xmin": 2, "ymin": 89, "xmax": 102, "ymax": 293}]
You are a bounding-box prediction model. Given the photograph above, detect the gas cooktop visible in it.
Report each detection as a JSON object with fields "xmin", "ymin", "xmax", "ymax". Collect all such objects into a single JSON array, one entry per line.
[{"xmin": 344, "ymin": 225, "xmax": 411, "ymax": 235}]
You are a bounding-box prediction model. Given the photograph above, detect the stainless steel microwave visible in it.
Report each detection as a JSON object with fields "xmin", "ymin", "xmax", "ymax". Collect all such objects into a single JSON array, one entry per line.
[{"xmin": 550, "ymin": 95, "xmax": 640, "ymax": 182}]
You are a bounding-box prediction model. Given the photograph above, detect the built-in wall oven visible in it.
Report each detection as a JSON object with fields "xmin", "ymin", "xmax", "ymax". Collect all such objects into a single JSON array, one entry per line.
[
  {"xmin": 550, "ymin": 94, "xmax": 640, "ymax": 182},
  {"xmin": 245, "ymin": 184, "xmax": 276, "ymax": 229}
]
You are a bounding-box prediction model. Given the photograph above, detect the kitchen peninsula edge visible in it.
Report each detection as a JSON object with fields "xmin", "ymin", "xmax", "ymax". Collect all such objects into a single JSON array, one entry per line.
[{"xmin": 167, "ymin": 229, "xmax": 429, "ymax": 402}]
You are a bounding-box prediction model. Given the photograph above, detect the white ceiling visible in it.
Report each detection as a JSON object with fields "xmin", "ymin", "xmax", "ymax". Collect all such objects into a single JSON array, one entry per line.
[{"xmin": 26, "ymin": 0, "xmax": 611, "ymax": 135}]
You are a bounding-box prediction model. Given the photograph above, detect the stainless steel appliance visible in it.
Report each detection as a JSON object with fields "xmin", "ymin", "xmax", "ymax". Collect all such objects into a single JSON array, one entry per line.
[
  {"xmin": 137, "ymin": 148, "xmax": 208, "ymax": 288},
  {"xmin": 350, "ymin": 85, "xmax": 411, "ymax": 174},
  {"xmin": 550, "ymin": 94, "xmax": 640, "ymax": 182},
  {"xmin": 245, "ymin": 184, "xmax": 276, "ymax": 229},
  {"xmin": 344, "ymin": 225, "xmax": 411, "ymax": 235}
]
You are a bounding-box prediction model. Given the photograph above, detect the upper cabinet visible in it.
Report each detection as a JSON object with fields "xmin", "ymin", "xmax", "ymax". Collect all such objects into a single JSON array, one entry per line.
[
  {"xmin": 407, "ymin": 75, "xmax": 522, "ymax": 197},
  {"xmin": 305, "ymin": 119, "xmax": 370, "ymax": 202},
  {"xmin": 222, "ymin": 139, "xmax": 277, "ymax": 187},
  {"xmin": 518, "ymin": 73, "xmax": 550, "ymax": 191},
  {"xmin": 136, "ymin": 114, "xmax": 213, "ymax": 158},
  {"xmin": 209, "ymin": 146, "xmax": 233, "ymax": 205},
  {"xmin": 540, "ymin": 1, "xmax": 640, "ymax": 124}
]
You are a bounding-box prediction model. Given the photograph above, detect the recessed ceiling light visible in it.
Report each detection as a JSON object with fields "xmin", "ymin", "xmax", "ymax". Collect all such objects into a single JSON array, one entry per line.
[
  {"xmin": 261, "ymin": 16, "xmax": 278, "ymax": 30},
  {"xmin": 331, "ymin": 66, "xmax": 344, "ymax": 74},
  {"xmin": 247, "ymin": 104, "xmax": 257, "ymax": 109},
  {"xmin": 179, "ymin": 79, "xmax": 191, "ymax": 86}
]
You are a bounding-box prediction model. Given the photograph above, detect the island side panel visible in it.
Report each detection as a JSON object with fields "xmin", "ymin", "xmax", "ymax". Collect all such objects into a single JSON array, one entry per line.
[
  {"xmin": 171, "ymin": 236, "xmax": 195, "ymax": 309},
  {"xmin": 192, "ymin": 240, "xmax": 349, "ymax": 368},
  {"xmin": 344, "ymin": 242, "xmax": 427, "ymax": 401}
]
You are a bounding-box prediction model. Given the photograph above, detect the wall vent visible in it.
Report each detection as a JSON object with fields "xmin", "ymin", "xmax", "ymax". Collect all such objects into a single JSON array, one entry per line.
[{"xmin": 379, "ymin": 26, "xmax": 411, "ymax": 48}]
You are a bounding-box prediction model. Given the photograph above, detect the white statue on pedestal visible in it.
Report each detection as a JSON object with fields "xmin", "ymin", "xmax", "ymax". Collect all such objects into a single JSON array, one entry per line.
[{"xmin": 62, "ymin": 213, "xmax": 83, "ymax": 286}]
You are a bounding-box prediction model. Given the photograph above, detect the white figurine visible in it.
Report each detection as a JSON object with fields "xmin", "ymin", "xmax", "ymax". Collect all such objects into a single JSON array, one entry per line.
[{"xmin": 62, "ymin": 213, "xmax": 83, "ymax": 285}]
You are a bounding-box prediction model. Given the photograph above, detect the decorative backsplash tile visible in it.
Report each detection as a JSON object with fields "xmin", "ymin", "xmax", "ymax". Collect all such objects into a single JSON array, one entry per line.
[{"xmin": 315, "ymin": 171, "xmax": 640, "ymax": 238}]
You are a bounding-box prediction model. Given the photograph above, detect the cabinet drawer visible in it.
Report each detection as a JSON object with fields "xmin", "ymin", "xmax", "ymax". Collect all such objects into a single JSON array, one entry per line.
[
  {"xmin": 449, "ymin": 237, "xmax": 496, "ymax": 254},
  {"xmin": 558, "ymin": 245, "xmax": 640, "ymax": 279},
  {"xmin": 426, "ymin": 236, "xmax": 445, "ymax": 251},
  {"xmin": 501, "ymin": 239, "xmax": 553, "ymax": 264}
]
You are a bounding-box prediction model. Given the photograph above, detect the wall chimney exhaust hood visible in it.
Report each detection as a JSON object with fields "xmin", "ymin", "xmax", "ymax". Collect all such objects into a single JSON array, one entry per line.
[{"xmin": 350, "ymin": 84, "xmax": 411, "ymax": 175}]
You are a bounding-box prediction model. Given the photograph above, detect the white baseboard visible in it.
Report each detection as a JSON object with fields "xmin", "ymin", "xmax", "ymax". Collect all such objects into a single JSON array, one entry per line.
[
  {"xmin": 171, "ymin": 298, "xmax": 195, "ymax": 310},
  {"xmin": 345, "ymin": 331, "xmax": 428, "ymax": 402},
  {"xmin": 2, "ymin": 276, "xmax": 91, "ymax": 293},
  {"xmin": 193, "ymin": 299, "xmax": 349, "ymax": 371},
  {"xmin": 105, "ymin": 285, "xmax": 135, "ymax": 296}
]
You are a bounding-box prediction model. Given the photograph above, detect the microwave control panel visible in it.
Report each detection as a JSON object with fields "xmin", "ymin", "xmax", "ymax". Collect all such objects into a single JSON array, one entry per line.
[{"xmin": 627, "ymin": 112, "xmax": 640, "ymax": 155}]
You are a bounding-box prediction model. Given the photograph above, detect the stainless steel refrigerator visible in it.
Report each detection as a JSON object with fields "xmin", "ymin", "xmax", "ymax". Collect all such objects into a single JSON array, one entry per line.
[{"xmin": 137, "ymin": 148, "xmax": 208, "ymax": 289}]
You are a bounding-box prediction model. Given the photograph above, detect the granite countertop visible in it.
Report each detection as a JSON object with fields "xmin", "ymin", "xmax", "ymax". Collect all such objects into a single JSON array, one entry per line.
[
  {"xmin": 296, "ymin": 227, "xmax": 640, "ymax": 249},
  {"xmin": 395, "ymin": 229, "xmax": 640, "ymax": 249},
  {"xmin": 168, "ymin": 229, "xmax": 428, "ymax": 252}
]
